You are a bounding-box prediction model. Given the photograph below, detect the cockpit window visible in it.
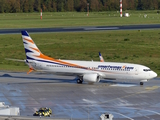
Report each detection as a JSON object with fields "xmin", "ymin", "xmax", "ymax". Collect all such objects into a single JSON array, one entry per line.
[{"xmin": 143, "ymin": 69, "xmax": 151, "ymax": 72}]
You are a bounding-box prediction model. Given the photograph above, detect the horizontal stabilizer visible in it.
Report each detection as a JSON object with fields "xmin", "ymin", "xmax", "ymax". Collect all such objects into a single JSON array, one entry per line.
[
  {"xmin": 5, "ymin": 58, "xmax": 25, "ymax": 62},
  {"xmin": 27, "ymin": 68, "xmax": 34, "ymax": 74}
]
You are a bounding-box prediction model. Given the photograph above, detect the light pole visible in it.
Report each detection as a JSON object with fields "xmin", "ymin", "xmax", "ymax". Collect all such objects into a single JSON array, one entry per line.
[{"xmin": 120, "ymin": 0, "xmax": 122, "ymax": 17}]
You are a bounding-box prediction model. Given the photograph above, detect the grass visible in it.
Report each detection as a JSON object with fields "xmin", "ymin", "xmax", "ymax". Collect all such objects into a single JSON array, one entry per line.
[
  {"xmin": 0, "ymin": 11, "xmax": 160, "ymax": 28},
  {"xmin": 1, "ymin": 30, "xmax": 160, "ymax": 75}
]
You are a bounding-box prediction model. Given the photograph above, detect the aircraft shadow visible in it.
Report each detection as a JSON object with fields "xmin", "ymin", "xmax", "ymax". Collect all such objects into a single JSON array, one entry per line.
[
  {"xmin": 0, "ymin": 74, "xmax": 76, "ymax": 84},
  {"xmin": 100, "ymin": 79, "xmax": 137, "ymax": 85},
  {"xmin": 0, "ymin": 74, "xmax": 137, "ymax": 85}
]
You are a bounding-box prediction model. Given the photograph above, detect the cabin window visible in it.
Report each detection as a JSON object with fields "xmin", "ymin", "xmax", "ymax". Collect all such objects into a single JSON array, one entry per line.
[{"xmin": 143, "ymin": 69, "xmax": 151, "ymax": 72}]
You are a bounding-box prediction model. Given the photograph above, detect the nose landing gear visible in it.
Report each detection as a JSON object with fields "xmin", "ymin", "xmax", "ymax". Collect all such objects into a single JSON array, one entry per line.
[
  {"xmin": 140, "ymin": 80, "xmax": 148, "ymax": 86},
  {"xmin": 140, "ymin": 82, "xmax": 143, "ymax": 86}
]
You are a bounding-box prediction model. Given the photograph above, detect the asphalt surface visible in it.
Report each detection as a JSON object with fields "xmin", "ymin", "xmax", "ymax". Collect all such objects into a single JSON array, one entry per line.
[
  {"xmin": 0, "ymin": 71, "xmax": 160, "ymax": 120},
  {"xmin": 0, "ymin": 24, "xmax": 160, "ymax": 34}
]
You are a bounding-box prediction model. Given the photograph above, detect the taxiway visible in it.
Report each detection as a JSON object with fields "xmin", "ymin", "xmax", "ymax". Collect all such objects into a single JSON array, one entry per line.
[
  {"xmin": 0, "ymin": 24, "xmax": 160, "ymax": 34},
  {"xmin": 0, "ymin": 71, "xmax": 160, "ymax": 120}
]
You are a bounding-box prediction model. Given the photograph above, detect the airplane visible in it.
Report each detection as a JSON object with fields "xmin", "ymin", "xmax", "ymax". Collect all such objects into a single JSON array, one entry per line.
[
  {"xmin": 99, "ymin": 52, "xmax": 104, "ymax": 62},
  {"xmin": 21, "ymin": 31, "xmax": 157, "ymax": 85}
]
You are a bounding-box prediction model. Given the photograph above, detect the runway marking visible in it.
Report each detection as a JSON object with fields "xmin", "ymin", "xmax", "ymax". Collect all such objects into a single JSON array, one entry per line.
[
  {"xmin": 97, "ymin": 83, "xmax": 137, "ymax": 88},
  {"xmin": 99, "ymin": 85, "xmax": 160, "ymax": 105},
  {"xmin": 105, "ymin": 111, "xmax": 134, "ymax": 120},
  {"xmin": 145, "ymin": 86, "xmax": 159, "ymax": 90},
  {"xmin": 115, "ymin": 106, "xmax": 160, "ymax": 116},
  {"xmin": 84, "ymin": 27, "xmax": 119, "ymax": 30},
  {"xmin": 92, "ymin": 110, "xmax": 134, "ymax": 120},
  {"xmin": 138, "ymin": 113, "xmax": 150, "ymax": 119},
  {"xmin": 114, "ymin": 112, "xmax": 134, "ymax": 120},
  {"xmin": 82, "ymin": 99, "xmax": 97, "ymax": 104},
  {"xmin": 111, "ymin": 84, "xmax": 136, "ymax": 87},
  {"xmin": 144, "ymin": 109, "xmax": 160, "ymax": 115},
  {"xmin": 101, "ymin": 106, "xmax": 160, "ymax": 118}
]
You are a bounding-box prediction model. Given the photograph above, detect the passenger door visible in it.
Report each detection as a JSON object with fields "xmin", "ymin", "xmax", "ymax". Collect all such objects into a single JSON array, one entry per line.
[{"xmin": 135, "ymin": 67, "xmax": 138, "ymax": 75}]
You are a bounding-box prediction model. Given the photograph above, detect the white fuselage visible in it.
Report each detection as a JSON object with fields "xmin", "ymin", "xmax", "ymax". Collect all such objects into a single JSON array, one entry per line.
[
  {"xmin": 27, "ymin": 59, "xmax": 157, "ymax": 81},
  {"xmin": 21, "ymin": 30, "xmax": 157, "ymax": 84}
]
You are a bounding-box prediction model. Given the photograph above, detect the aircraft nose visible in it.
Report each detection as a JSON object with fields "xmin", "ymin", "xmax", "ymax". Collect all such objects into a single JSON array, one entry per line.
[{"xmin": 152, "ymin": 71, "xmax": 157, "ymax": 78}]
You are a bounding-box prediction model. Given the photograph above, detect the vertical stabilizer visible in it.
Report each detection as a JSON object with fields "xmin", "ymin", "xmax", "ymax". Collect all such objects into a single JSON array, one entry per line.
[{"xmin": 21, "ymin": 31, "xmax": 41, "ymax": 60}]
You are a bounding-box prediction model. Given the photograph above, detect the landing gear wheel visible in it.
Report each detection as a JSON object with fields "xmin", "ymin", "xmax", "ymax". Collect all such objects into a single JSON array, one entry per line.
[
  {"xmin": 140, "ymin": 82, "xmax": 143, "ymax": 85},
  {"xmin": 77, "ymin": 79, "xmax": 83, "ymax": 84}
]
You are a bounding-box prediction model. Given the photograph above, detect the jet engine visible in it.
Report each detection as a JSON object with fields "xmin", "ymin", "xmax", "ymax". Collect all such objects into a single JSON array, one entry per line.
[{"xmin": 83, "ymin": 74, "xmax": 100, "ymax": 83}]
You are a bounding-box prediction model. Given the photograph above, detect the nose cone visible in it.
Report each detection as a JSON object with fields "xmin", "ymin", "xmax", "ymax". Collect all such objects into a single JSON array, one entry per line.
[
  {"xmin": 152, "ymin": 71, "xmax": 157, "ymax": 78},
  {"xmin": 154, "ymin": 72, "xmax": 157, "ymax": 78}
]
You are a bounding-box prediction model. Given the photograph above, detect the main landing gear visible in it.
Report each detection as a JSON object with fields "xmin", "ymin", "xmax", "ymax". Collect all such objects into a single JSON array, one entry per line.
[{"xmin": 77, "ymin": 77, "xmax": 83, "ymax": 84}]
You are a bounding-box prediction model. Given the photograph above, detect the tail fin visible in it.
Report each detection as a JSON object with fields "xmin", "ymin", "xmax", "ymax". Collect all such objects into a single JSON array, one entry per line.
[
  {"xmin": 21, "ymin": 31, "xmax": 87, "ymax": 73},
  {"xmin": 21, "ymin": 31, "xmax": 41, "ymax": 60},
  {"xmin": 21, "ymin": 31, "xmax": 42, "ymax": 74},
  {"xmin": 99, "ymin": 52, "xmax": 104, "ymax": 62}
]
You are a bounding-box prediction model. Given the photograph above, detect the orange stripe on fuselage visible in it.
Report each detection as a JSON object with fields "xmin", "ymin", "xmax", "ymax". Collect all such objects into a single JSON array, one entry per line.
[
  {"xmin": 24, "ymin": 38, "xmax": 34, "ymax": 44},
  {"xmin": 36, "ymin": 53, "xmax": 86, "ymax": 68},
  {"xmin": 35, "ymin": 53, "xmax": 125, "ymax": 74}
]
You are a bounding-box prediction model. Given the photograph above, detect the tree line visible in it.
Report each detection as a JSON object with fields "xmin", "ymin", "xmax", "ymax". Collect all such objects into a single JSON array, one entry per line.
[{"xmin": 0, "ymin": 0, "xmax": 160, "ymax": 13}]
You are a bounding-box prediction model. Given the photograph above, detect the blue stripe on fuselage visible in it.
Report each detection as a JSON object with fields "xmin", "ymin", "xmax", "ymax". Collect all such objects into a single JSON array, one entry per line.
[{"xmin": 26, "ymin": 56, "xmax": 87, "ymax": 69}]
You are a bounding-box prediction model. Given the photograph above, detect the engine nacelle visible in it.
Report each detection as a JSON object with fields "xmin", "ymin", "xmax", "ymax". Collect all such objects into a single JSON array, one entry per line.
[{"xmin": 83, "ymin": 74, "xmax": 100, "ymax": 83}]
